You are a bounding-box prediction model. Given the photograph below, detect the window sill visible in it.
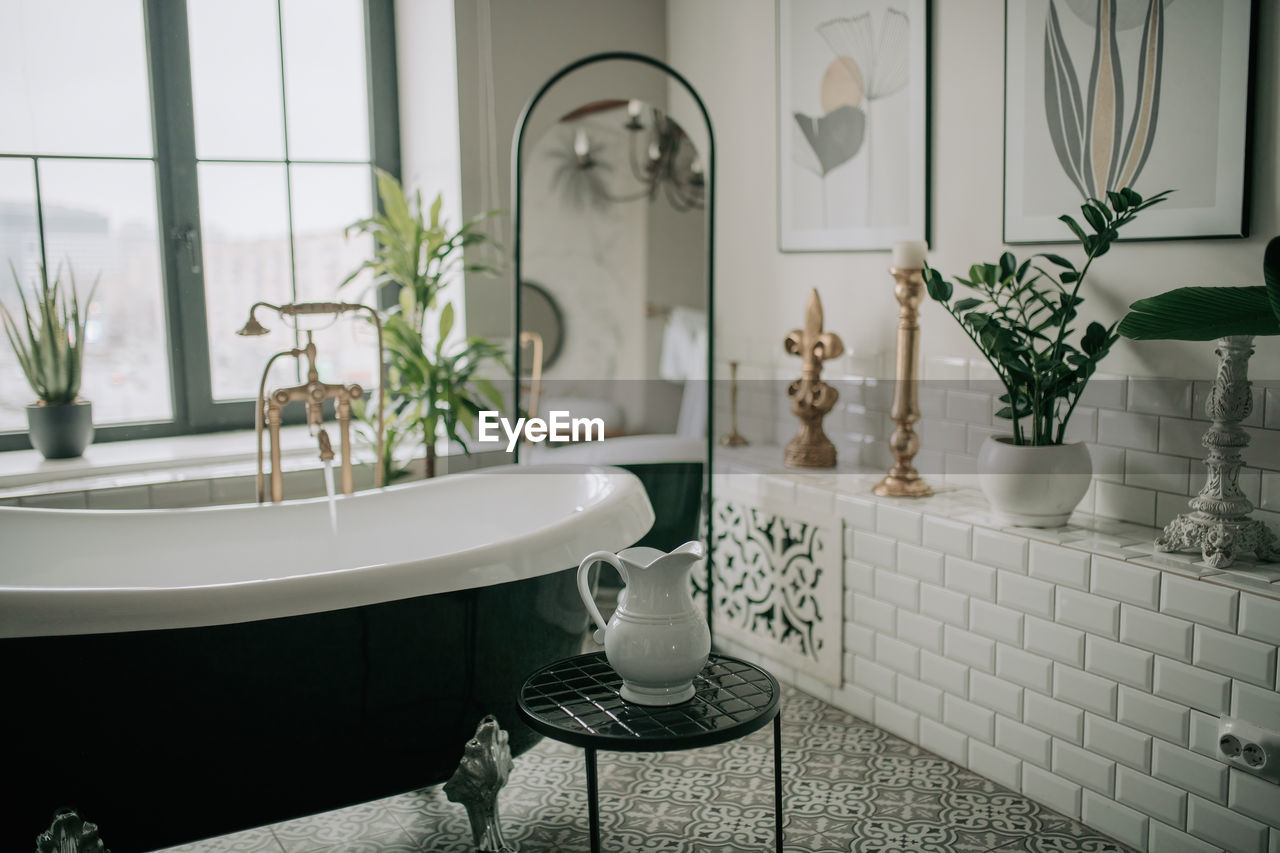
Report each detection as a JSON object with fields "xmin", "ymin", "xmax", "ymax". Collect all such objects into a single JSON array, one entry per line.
[
  {"xmin": 0, "ymin": 428, "xmax": 511, "ymax": 505},
  {"xmin": 0, "ymin": 427, "xmax": 347, "ymax": 497}
]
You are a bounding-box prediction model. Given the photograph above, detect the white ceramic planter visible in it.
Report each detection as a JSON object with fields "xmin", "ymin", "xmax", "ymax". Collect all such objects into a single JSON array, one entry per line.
[{"xmin": 977, "ymin": 436, "xmax": 1092, "ymax": 528}]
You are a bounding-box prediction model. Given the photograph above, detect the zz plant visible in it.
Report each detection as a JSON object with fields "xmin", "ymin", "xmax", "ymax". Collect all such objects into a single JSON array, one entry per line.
[
  {"xmin": 923, "ymin": 187, "xmax": 1169, "ymax": 446},
  {"xmin": 2, "ymin": 263, "xmax": 96, "ymax": 405}
]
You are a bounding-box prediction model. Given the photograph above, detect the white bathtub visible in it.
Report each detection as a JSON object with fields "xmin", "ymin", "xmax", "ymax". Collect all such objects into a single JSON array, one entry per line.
[
  {"xmin": 0, "ymin": 463, "xmax": 654, "ymax": 638},
  {"xmin": 0, "ymin": 463, "xmax": 655, "ymax": 850}
]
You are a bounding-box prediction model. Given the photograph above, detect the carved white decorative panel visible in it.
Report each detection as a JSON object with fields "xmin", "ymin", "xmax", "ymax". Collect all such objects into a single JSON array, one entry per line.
[{"xmin": 709, "ymin": 488, "xmax": 842, "ymax": 685}]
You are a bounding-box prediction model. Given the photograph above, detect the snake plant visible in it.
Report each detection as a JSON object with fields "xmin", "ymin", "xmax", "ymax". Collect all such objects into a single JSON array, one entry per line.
[
  {"xmin": 1, "ymin": 263, "xmax": 97, "ymax": 405},
  {"xmin": 1119, "ymin": 236, "xmax": 1280, "ymax": 341}
]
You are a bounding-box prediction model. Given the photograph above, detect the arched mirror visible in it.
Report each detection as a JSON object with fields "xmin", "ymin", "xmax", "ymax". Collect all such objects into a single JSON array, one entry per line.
[{"xmin": 512, "ymin": 52, "xmax": 714, "ymax": 571}]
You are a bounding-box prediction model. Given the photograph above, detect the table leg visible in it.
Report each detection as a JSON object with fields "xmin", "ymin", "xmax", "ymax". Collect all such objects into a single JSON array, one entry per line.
[
  {"xmin": 773, "ymin": 713, "xmax": 783, "ymax": 852},
  {"xmin": 585, "ymin": 746, "xmax": 601, "ymax": 853}
]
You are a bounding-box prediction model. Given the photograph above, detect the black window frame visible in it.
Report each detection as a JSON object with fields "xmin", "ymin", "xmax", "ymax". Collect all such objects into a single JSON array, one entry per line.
[{"xmin": 0, "ymin": 0, "xmax": 400, "ymax": 452}]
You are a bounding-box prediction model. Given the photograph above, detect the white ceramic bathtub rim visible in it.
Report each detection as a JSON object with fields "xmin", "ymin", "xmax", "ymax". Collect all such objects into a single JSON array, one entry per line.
[{"xmin": 0, "ymin": 464, "xmax": 654, "ymax": 638}]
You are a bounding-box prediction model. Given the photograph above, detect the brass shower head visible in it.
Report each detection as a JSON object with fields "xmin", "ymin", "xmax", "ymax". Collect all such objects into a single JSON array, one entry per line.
[{"xmin": 236, "ymin": 312, "xmax": 270, "ymax": 336}]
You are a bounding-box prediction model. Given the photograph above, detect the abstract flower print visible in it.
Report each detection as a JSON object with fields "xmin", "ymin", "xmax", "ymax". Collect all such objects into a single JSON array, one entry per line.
[
  {"xmin": 791, "ymin": 7, "xmax": 910, "ymax": 223},
  {"xmin": 1044, "ymin": 0, "xmax": 1169, "ymax": 199}
]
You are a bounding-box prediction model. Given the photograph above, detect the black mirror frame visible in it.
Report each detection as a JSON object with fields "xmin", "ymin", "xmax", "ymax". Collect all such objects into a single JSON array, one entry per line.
[{"xmin": 510, "ymin": 51, "xmax": 716, "ymax": 636}]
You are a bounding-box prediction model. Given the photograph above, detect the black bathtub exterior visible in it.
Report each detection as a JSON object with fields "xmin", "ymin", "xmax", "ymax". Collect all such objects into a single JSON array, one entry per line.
[
  {"xmin": 2, "ymin": 459, "xmax": 701, "ymax": 851},
  {"xmin": 2, "ymin": 567, "xmax": 588, "ymax": 852}
]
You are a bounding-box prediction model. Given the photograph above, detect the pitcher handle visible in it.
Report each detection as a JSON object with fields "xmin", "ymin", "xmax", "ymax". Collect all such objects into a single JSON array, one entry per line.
[{"xmin": 577, "ymin": 551, "xmax": 629, "ymax": 645}]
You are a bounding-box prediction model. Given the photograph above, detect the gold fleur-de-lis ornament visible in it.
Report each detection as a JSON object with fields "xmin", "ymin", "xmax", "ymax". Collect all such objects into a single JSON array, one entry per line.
[{"xmin": 783, "ymin": 289, "xmax": 844, "ymax": 468}]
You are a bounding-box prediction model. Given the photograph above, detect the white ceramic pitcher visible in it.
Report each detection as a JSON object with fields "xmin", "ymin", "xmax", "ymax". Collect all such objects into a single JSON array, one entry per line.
[{"xmin": 576, "ymin": 541, "xmax": 710, "ymax": 706}]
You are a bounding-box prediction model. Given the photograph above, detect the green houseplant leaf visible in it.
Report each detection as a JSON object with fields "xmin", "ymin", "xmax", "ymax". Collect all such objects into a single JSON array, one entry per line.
[
  {"xmin": 343, "ymin": 173, "xmax": 507, "ymax": 478},
  {"xmin": 1, "ymin": 262, "xmax": 97, "ymax": 405},
  {"xmin": 1118, "ymin": 236, "xmax": 1280, "ymax": 341},
  {"xmin": 1117, "ymin": 287, "xmax": 1280, "ymax": 340},
  {"xmin": 925, "ymin": 187, "xmax": 1169, "ymax": 445},
  {"xmin": 1265, "ymin": 235, "xmax": 1280, "ymax": 323}
]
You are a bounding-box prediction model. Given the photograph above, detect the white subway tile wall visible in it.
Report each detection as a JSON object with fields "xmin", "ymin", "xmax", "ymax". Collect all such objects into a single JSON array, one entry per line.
[
  {"xmin": 728, "ymin": 366, "xmax": 1280, "ymax": 535},
  {"xmin": 1186, "ymin": 794, "xmax": 1271, "ymax": 853},
  {"xmin": 1082, "ymin": 790, "xmax": 1150, "ymax": 851},
  {"xmin": 707, "ymin": 458, "xmax": 1280, "ymax": 853},
  {"xmin": 1053, "ymin": 738, "xmax": 1116, "ymax": 796},
  {"xmin": 1023, "ymin": 763, "xmax": 1085, "ymax": 819}
]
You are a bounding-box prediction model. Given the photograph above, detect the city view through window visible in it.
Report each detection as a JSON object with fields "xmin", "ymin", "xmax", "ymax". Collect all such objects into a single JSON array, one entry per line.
[{"xmin": 0, "ymin": 0, "xmax": 381, "ymax": 435}]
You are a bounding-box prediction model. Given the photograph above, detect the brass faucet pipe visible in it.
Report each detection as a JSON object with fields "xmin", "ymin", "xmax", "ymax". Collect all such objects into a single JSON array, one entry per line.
[
  {"xmin": 242, "ymin": 300, "xmax": 385, "ymax": 489},
  {"xmin": 338, "ymin": 398, "xmax": 354, "ymax": 495},
  {"xmin": 255, "ymin": 347, "xmax": 305, "ymax": 504},
  {"xmin": 268, "ymin": 403, "xmax": 284, "ymax": 503}
]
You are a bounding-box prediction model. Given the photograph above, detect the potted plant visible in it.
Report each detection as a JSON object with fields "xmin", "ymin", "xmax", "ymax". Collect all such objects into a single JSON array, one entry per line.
[
  {"xmin": 1116, "ymin": 236, "xmax": 1280, "ymax": 567},
  {"xmin": 923, "ymin": 187, "xmax": 1169, "ymax": 526},
  {"xmin": 2, "ymin": 263, "xmax": 97, "ymax": 459},
  {"xmin": 343, "ymin": 170, "xmax": 507, "ymax": 480}
]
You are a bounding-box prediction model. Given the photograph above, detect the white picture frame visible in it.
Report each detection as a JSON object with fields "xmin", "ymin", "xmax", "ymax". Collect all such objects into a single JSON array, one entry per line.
[
  {"xmin": 1004, "ymin": 0, "xmax": 1255, "ymax": 243},
  {"xmin": 777, "ymin": 0, "xmax": 929, "ymax": 252}
]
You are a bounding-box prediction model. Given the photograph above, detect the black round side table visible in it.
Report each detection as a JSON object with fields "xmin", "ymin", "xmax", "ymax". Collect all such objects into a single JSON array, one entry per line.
[{"xmin": 517, "ymin": 652, "xmax": 783, "ymax": 852}]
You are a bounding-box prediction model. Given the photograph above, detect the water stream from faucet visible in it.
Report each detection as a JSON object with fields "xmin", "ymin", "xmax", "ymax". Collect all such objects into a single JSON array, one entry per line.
[{"xmin": 322, "ymin": 459, "xmax": 338, "ymax": 533}]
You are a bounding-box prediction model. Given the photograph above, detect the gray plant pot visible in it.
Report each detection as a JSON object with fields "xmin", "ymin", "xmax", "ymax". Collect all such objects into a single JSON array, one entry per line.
[{"xmin": 26, "ymin": 400, "xmax": 94, "ymax": 459}]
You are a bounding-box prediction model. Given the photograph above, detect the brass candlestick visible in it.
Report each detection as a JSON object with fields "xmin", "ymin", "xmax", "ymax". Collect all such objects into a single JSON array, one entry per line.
[
  {"xmin": 784, "ymin": 289, "xmax": 843, "ymax": 468},
  {"xmin": 874, "ymin": 267, "xmax": 933, "ymax": 497},
  {"xmin": 720, "ymin": 361, "xmax": 749, "ymax": 447}
]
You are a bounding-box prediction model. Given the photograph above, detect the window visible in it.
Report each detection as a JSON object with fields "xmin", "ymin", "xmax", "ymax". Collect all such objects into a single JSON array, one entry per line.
[{"xmin": 0, "ymin": 0, "xmax": 398, "ymax": 449}]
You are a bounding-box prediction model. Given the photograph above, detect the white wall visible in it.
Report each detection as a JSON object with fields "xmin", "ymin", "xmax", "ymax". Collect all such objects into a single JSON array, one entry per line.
[
  {"xmin": 667, "ymin": 0, "xmax": 1280, "ymax": 384},
  {"xmin": 394, "ymin": 0, "xmax": 465, "ymax": 331}
]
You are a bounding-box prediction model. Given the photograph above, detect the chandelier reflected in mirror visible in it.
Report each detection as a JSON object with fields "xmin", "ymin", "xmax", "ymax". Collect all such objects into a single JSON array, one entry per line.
[{"xmin": 549, "ymin": 99, "xmax": 705, "ymax": 213}]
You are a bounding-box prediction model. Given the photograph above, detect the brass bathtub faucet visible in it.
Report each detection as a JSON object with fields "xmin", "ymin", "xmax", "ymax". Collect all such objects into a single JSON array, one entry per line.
[{"xmin": 237, "ymin": 301, "xmax": 386, "ymax": 503}]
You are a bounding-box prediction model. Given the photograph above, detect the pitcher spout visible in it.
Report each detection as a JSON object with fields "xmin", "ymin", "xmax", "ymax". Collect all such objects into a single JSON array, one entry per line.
[
  {"xmin": 654, "ymin": 539, "xmax": 704, "ymax": 572},
  {"xmin": 617, "ymin": 540, "xmax": 704, "ymax": 572}
]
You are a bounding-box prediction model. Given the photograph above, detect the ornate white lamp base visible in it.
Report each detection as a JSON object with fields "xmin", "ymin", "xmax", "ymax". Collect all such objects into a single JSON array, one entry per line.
[
  {"xmin": 1155, "ymin": 336, "xmax": 1280, "ymax": 569},
  {"xmin": 1158, "ymin": 514, "xmax": 1280, "ymax": 570}
]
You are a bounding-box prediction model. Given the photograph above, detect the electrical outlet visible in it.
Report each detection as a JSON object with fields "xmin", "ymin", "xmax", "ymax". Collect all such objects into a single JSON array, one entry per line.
[{"xmin": 1217, "ymin": 717, "xmax": 1280, "ymax": 784}]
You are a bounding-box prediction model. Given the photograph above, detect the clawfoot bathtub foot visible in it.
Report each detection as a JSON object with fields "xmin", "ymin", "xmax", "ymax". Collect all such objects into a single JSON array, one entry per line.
[
  {"xmin": 36, "ymin": 809, "xmax": 109, "ymax": 853},
  {"xmin": 445, "ymin": 715, "xmax": 516, "ymax": 853}
]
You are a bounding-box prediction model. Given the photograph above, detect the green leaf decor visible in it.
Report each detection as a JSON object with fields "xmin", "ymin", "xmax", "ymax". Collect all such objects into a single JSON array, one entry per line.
[
  {"xmin": 1118, "ymin": 236, "xmax": 1280, "ymax": 341},
  {"xmin": 343, "ymin": 169, "xmax": 508, "ymax": 479},
  {"xmin": 924, "ymin": 187, "xmax": 1170, "ymax": 446},
  {"xmin": 1, "ymin": 262, "xmax": 98, "ymax": 405}
]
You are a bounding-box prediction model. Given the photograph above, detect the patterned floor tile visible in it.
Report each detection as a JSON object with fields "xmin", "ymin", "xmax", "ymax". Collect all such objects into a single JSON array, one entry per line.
[
  {"xmin": 270, "ymin": 802, "xmax": 403, "ymax": 853},
  {"xmin": 153, "ymin": 826, "xmax": 282, "ymax": 853},
  {"xmin": 998, "ymin": 818, "xmax": 1140, "ymax": 853},
  {"xmin": 157, "ymin": 683, "xmax": 1137, "ymax": 853},
  {"xmin": 297, "ymin": 828, "xmax": 422, "ymax": 853}
]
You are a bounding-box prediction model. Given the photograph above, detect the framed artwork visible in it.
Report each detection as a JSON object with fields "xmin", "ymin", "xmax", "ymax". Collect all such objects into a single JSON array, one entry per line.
[
  {"xmin": 1004, "ymin": 0, "xmax": 1256, "ymax": 243},
  {"xmin": 777, "ymin": 0, "xmax": 929, "ymax": 252}
]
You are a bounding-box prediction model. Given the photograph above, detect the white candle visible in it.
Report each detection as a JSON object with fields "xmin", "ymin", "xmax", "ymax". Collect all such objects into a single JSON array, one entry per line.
[{"xmin": 892, "ymin": 240, "xmax": 928, "ymax": 269}]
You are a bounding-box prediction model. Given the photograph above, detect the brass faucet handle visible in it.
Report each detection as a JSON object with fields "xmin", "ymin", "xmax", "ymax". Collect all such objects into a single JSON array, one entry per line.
[{"xmin": 317, "ymin": 428, "xmax": 336, "ymax": 462}]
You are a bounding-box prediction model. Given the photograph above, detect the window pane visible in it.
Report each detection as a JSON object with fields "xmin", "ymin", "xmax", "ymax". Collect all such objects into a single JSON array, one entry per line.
[
  {"xmin": 0, "ymin": 158, "xmax": 42, "ymax": 430},
  {"xmin": 198, "ymin": 162, "xmax": 295, "ymax": 401},
  {"xmin": 0, "ymin": 0, "xmax": 152, "ymax": 157},
  {"xmin": 281, "ymin": 0, "xmax": 370, "ymax": 161},
  {"xmin": 188, "ymin": 0, "xmax": 285, "ymax": 160},
  {"xmin": 290, "ymin": 164, "xmax": 376, "ymax": 390},
  {"xmin": 37, "ymin": 159, "xmax": 173, "ymax": 424}
]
